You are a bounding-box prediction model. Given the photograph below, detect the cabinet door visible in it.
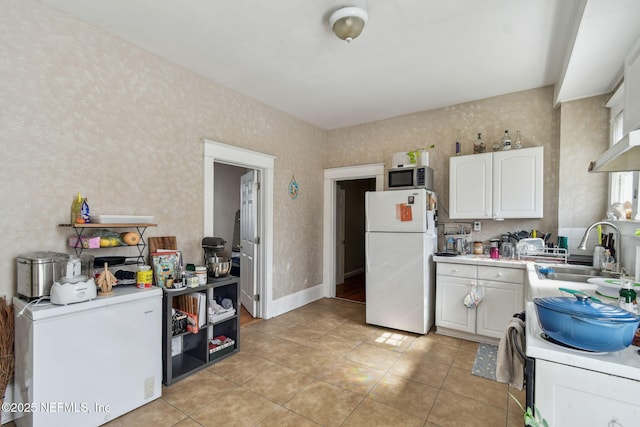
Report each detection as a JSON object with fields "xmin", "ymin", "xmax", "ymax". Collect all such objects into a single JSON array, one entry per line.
[
  {"xmin": 449, "ymin": 153, "xmax": 492, "ymax": 219},
  {"xmin": 535, "ymin": 359, "xmax": 640, "ymax": 426},
  {"xmin": 435, "ymin": 275, "xmax": 475, "ymax": 333},
  {"xmin": 475, "ymin": 280, "xmax": 523, "ymax": 339},
  {"xmin": 492, "ymin": 147, "xmax": 543, "ymax": 219}
]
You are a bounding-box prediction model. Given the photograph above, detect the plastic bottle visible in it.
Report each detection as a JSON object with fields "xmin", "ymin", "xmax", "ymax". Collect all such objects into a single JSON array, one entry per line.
[
  {"xmin": 455, "ymin": 130, "xmax": 461, "ymax": 156},
  {"xmin": 70, "ymin": 192, "xmax": 82, "ymax": 224},
  {"xmin": 81, "ymin": 197, "xmax": 90, "ymax": 223},
  {"xmin": 618, "ymin": 280, "xmax": 637, "ymax": 313},
  {"xmin": 502, "ymin": 130, "xmax": 512, "ymax": 150}
]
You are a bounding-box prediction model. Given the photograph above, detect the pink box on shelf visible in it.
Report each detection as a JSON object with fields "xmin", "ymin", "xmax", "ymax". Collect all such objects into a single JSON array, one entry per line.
[{"xmin": 68, "ymin": 236, "xmax": 100, "ymax": 249}]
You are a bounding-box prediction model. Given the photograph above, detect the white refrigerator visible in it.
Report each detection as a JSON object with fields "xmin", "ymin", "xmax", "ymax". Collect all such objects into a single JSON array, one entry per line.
[{"xmin": 365, "ymin": 188, "xmax": 437, "ymax": 334}]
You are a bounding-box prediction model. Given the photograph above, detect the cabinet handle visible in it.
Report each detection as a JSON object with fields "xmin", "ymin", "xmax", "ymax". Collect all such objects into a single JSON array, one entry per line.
[{"xmin": 497, "ymin": 272, "xmax": 502, "ymax": 277}]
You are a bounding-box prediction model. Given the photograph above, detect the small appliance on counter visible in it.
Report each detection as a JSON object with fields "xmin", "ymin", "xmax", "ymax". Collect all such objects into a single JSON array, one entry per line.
[
  {"xmin": 50, "ymin": 276, "xmax": 97, "ymax": 305},
  {"xmin": 17, "ymin": 251, "xmax": 70, "ymax": 300},
  {"xmin": 50, "ymin": 254, "xmax": 96, "ymax": 305},
  {"xmin": 16, "ymin": 251, "xmax": 92, "ymax": 301},
  {"xmin": 202, "ymin": 237, "xmax": 231, "ymax": 278}
]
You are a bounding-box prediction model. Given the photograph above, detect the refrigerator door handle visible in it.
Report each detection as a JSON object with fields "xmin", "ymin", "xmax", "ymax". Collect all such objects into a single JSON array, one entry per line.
[{"xmin": 365, "ymin": 238, "xmax": 370, "ymax": 273}]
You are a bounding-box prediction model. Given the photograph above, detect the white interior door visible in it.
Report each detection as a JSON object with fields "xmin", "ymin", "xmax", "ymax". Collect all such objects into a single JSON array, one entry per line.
[
  {"xmin": 240, "ymin": 170, "xmax": 258, "ymax": 316},
  {"xmin": 335, "ymin": 188, "xmax": 345, "ymax": 285}
]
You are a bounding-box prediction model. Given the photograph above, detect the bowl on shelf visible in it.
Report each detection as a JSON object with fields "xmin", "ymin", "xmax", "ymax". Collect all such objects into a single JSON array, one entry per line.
[{"xmin": 206, "ymin": 257, "xmax": 231, "ymax": 278}]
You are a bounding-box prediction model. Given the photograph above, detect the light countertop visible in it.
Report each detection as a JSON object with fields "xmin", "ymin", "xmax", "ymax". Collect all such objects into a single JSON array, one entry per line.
[{"xmin": 524, "ymin": 262, "xmax": 640, "ymax": 381}]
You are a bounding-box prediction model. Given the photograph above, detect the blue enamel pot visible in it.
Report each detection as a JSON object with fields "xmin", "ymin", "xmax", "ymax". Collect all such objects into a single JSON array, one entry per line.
[{"xmin": 533, "ymin": 294, "xmax": 640, "ymax": 352}]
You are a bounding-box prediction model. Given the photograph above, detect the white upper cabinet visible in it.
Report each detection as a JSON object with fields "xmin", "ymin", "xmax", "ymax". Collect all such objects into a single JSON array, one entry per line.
[
  {"xmin": 624, "ymin": 36, "xmax": 640, "ymax": 135},
  {"xmin": 449, "ymin": 147, "xmax": 543, "ymax": 219},
  {"xmin": 449, "ymin": 152, "xmax": 493, "ymax": 219}
]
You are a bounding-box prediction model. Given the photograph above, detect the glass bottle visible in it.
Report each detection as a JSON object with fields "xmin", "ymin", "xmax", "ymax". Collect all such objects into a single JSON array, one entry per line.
[
  {"xmin": 492, "ymin": 139, "xmax": 501, "ymax": 151},
  {"xmin": 455, "ymin": 130, "xmax": 461, "ymax": 156},
  {"xmin": 502, "ymin": 130, "xmax": 512, "ymax": 150},
  {"xmin": 473, "ymin": 133, "xmax": 486, "ymax": 154},
  {"xmin": 514, "ymin": 130, "xmax": 522, "ymax": 149}
]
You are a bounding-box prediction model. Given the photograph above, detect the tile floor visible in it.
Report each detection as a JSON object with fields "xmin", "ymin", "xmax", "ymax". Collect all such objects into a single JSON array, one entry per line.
[{"xmin": 111, "ymin": 298, "xmax": 525, "ymax": 426}]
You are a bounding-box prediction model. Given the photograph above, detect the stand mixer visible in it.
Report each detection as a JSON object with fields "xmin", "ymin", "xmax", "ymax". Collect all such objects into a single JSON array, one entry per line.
[{"xmin": 202, "ymin": 237, "xmax": 232, "ymax": 278}]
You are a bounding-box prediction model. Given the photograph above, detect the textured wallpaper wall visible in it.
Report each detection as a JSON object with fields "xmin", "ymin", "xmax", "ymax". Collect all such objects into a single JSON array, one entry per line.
[
  {"xmin": 0, "ymin": 0, "xmax": 616, "ymax": 304},
  {"xmin": 0, "ymin": 0, "xmax": 326, "ymax": 299},
  {"xmin": 326, "ymin": 87, "xmax": 565, "ymax": 244}
]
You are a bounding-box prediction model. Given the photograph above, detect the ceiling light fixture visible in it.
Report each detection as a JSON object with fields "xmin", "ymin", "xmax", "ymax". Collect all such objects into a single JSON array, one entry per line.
[{"xmin": 329, "ymin": 6, "xmax": 368, "ymax": 43}]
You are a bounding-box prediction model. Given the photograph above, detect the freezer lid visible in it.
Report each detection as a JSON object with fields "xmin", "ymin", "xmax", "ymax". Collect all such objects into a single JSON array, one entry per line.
[{"xmin": 366, "ymin": 189, "xmax": 433, "ymax": 233}]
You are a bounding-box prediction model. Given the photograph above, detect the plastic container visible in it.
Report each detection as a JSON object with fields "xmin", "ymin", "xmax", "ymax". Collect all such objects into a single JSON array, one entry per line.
[
  {"xmin": 136, "ymin": 265, "xmax": 152, "ymax": 289},
  {"xmin": 473, "ymin": 241, "xmax": 483, "ymax": 255},
  {"xmin": 195, "ymin": 266, "xmax": 207, "ymax": 285}
]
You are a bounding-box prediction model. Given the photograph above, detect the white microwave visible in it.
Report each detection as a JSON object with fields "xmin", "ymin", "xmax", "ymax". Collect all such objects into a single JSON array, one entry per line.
[{"xmin": 387, "ymin": 166, "xmax": 434, "ymax": 190}]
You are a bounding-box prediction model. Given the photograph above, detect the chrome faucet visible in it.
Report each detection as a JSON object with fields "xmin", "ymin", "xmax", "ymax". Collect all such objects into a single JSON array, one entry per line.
[{"xmin": 577, "ymin": 221, "xmax": 622, "ymax": 275}]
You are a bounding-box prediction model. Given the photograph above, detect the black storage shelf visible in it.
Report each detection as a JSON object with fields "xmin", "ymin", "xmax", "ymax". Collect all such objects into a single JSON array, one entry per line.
[{"xmin": 162, "ymin": 275, "xmax": 240, "ymax": 385}]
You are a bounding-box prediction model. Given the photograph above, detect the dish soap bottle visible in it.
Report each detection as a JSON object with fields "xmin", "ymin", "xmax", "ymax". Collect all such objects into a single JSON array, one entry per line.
[
  {"xmin": 618, "ymin": 280, "xmax": 637, "ymax": 314},
  {"xmin": 70, "ymin": 192, "xmax": 82, "ymax": 224}
]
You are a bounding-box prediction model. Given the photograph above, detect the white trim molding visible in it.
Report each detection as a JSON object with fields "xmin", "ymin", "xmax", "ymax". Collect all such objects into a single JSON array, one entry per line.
[
  {"xmin": 203, "ymin": 140, "xmax": 276, "ymax": 319},
  {"xmin": 322, "ymin": 163, "xmax": 385, "ymax": 298}
]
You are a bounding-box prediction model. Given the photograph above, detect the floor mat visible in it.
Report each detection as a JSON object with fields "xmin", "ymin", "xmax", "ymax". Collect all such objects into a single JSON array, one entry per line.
[{"xmin": 471, "ymin": 343, "xmax": 498, "ymax": 381}]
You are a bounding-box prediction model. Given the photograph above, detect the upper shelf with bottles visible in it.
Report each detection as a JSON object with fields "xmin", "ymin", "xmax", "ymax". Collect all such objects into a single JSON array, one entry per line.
[{"xmin": 454, "ymin": 129, "xmax": 524, "ymax": 156}]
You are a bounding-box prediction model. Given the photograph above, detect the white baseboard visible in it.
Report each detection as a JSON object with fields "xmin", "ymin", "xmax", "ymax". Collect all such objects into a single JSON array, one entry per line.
[
  {"xmin": 344, "ymin": 268, "xmax": 364, "ymax": 279},
  {"xmin": 268, "ymin": 283, "xmax": 325, "ymax": 319}
]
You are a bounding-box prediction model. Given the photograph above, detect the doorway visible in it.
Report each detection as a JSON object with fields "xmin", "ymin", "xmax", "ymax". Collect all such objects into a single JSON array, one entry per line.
[
  {"xmin": 322, "ymin": 163, "xmax": 385, "ymax": 300},
  {"xmin": 204, "ymin": 140, "xmax": 276, "ymax": 319},
  {"xmin": 335, "ymin": 178, "xmax": 376, "ymax": 303}
]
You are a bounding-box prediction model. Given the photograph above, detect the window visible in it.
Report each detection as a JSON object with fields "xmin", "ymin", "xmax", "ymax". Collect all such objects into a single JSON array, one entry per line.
[{"xmin": 607, "ymin": 83, "xmax": 639, "ymax": 220}]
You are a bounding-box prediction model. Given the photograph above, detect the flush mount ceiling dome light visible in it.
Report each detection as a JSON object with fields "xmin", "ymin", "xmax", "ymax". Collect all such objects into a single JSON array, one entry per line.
[{"xmin": 329, "ymin": 6, "xmax": 368, "ymax": 43}]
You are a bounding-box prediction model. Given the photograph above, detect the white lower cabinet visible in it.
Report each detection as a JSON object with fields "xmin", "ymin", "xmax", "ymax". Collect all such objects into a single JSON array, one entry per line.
[
  {"xmin": 535, "ymin": 359, "xmax": 640, "ymax": 426},
  {"xmin": 435, "ymin": 261, "xmax": 524, "ymax": 342}
]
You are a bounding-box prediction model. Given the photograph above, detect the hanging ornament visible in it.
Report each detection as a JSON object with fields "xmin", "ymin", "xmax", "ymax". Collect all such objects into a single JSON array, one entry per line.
[{"xmin": 288, "ymin": 175, "xmax": 299, "ymax": 200}]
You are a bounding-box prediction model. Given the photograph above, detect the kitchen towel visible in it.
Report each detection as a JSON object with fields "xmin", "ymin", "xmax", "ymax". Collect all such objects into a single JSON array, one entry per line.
[{"xmin": 496, "ymin": 316, "xmax": 525, "ymax": 390}]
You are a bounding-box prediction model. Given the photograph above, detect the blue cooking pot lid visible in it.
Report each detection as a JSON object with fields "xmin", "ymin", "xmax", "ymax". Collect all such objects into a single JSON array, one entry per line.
[{"xmin": 534, "ymin": 296, "xmax": 640, "ymax": 322}]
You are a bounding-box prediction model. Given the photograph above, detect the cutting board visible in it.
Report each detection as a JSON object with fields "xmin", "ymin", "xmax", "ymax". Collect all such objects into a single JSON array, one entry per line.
[{"xmin": 149, "ymin": 236, "xmax": 177, "ymax": 254}]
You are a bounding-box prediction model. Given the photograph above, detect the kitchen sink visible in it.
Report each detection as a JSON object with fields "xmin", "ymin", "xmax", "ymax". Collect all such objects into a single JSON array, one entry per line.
[{"xmin": 535, "ymin": 264, "xmax": 620, "ymax": 283}]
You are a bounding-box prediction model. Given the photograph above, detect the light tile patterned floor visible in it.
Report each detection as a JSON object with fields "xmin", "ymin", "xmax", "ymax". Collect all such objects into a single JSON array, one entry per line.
[{"xmin": 106, "ymin": 298, "xmax": 526, "ymax": 426}]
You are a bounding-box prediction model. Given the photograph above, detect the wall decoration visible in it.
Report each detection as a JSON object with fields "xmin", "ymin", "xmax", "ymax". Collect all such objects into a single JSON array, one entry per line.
[{"xmin": 288, "ymin": 175, "xmax": 299, "ymax": 200}]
